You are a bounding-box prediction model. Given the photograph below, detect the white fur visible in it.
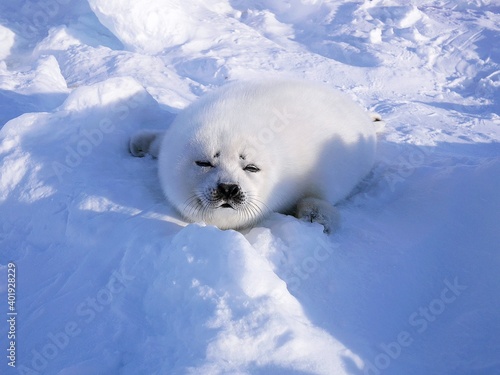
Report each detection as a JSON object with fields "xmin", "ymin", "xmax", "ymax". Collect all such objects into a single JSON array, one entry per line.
[{"xmin": 130, "ymin": 80, "xmax": 377, "ymax": 232}]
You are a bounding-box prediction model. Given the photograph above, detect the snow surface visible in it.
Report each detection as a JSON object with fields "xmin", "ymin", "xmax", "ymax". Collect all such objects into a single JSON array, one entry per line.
[{"xmin": 0, "ymin": 0, "xmax": 499, "ymax": 374}]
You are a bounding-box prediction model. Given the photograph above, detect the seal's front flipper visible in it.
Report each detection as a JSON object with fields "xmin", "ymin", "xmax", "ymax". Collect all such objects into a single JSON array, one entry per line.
[
  {"xmin": 296, "ymin": 197, "xmax": 340, "ymax": 234},
  {"xmin": 129, "ymin": 130, "xmax": 164, "ymax": 158}
]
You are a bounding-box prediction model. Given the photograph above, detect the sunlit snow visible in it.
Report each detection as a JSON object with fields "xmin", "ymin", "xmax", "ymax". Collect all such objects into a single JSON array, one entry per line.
[{"xmin": 0, "ymin": 1, "xmax": 499, "ymax": 374}]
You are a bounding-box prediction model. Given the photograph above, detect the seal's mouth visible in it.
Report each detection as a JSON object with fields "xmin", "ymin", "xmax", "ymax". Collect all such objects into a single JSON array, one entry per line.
[{"xmin": 220, "ymin": 203, "xmax": 234, "ymax": 209}]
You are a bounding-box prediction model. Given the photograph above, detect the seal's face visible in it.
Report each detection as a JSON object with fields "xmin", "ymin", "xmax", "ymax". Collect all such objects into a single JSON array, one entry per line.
[{"xmin": 161, "ymin": 133, "xmax": 279, "ymax": 230}]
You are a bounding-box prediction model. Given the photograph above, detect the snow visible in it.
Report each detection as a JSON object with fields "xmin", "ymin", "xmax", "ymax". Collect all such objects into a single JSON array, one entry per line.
[{"xmin": 0, "ymin": 0, "xmax": 499, "ymax": 374}]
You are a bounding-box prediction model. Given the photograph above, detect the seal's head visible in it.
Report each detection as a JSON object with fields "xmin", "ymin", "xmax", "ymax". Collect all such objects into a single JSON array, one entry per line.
[{"xmin": 158, "ymin": 112, "xmax": 284, "ymax": 230}]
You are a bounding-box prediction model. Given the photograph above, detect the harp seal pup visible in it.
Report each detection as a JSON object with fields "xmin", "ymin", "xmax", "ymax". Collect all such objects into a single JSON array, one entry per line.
[{"xmin": 130, "ymin": 79, "xmax": 378, "ymax": 233}]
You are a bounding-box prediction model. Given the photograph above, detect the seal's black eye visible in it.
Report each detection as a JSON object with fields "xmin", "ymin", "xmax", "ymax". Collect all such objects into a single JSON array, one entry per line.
[
  {"xmin": 244, "ymin": 164, "xmax": 260, "ymax": 173},
  {"xmin": 195, "ymin": 161, "xmax": 214, "ymax": 168}
]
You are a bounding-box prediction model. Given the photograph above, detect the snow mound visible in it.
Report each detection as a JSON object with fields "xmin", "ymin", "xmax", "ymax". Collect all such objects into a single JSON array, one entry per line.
[
  {"xmin": 59, "ymin": 76, "xmax": 153, "ymax": 113},
  {"xmin": 88, "ymin": 0, "xmax": 234, "ymax": 54},
  {"xmin": 0, "ymin": 24, "xmax": 16, "ymax": 60},
  {"xmin": 132, "ymin": 225, "xmax": 359, "ymax": 374},
  {"xmin": 0, "ymin": 55, "xmax": 68, "ymax": 125}
]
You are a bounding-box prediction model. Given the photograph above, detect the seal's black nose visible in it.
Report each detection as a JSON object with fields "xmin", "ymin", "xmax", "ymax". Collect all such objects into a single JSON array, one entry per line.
[{"xmin": 217, "ymin": 183, "xmax": 240, "ymax": 199}]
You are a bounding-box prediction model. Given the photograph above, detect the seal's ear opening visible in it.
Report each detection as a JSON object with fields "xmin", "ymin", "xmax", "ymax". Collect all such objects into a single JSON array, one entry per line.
[{"xmin": 129, "ymin": 130, "xmax": 165, "ymax": 158}]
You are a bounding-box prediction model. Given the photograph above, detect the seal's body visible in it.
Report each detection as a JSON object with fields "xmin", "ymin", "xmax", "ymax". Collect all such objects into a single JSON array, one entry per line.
[{"xmin": 130, "ymin": 80, "xmax": 377, "ymax": 232}]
